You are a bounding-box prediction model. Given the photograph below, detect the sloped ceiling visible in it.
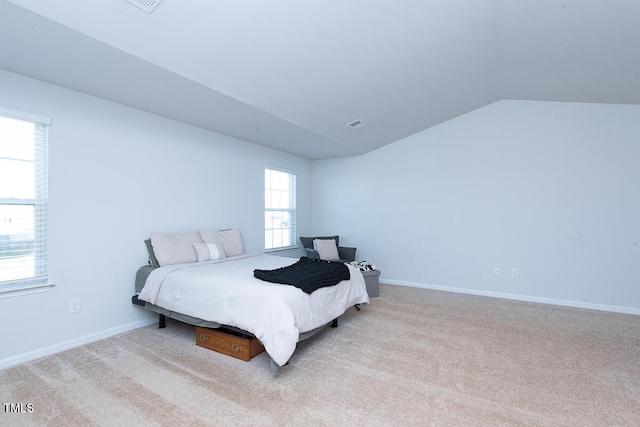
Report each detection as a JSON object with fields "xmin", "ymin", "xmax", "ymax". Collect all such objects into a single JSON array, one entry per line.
[{"xmin": 1, "ymin": 0, "xmax": 639, "ymax": 160}]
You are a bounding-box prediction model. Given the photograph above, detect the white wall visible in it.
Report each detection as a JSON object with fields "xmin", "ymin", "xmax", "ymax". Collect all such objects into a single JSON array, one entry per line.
[
  {"xmin": 0, "ymin": 70, "xmax": 312, "ymax": 367},
  {"xmin": 312, "ymin": 100, "xmax": 640, "ymax": 313}
]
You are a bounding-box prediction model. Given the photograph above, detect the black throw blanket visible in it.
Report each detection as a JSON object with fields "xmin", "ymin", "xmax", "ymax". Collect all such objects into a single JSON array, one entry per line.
[{"xmin": 254, "ymin": 257, "xmax": 350, "ymax": 294}]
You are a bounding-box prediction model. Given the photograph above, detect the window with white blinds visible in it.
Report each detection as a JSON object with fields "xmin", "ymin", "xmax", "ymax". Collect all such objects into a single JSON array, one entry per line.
[
  {"xmin": 264, "ymin": 168, "xmax": 297, "ymax": 251},
  {"xmin": 0, "ymin": 110, "xmax": 49, "ymax": 291}
]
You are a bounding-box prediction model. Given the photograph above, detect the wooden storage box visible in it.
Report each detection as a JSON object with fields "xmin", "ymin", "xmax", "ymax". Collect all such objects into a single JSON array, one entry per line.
[{"xmin": 195, "ymin": 326, "xmax": 264, "ymax": 361}]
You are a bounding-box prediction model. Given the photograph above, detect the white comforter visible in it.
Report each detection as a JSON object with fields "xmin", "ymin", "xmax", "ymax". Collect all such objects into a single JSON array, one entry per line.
[{"xmin": 138, "ymin": 254, "xmax": 369, "ymax": 366}]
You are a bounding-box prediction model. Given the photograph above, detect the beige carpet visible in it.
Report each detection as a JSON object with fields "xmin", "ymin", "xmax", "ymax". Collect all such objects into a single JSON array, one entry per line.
[{"xmin": 2, "ymin": 284, "xmax": 639, "ymax": 426}]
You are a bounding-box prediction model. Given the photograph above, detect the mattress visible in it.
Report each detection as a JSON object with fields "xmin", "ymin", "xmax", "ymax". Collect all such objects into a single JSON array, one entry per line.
[{"xmin": 137, "ymin": 253, "xmax": 369, "ymax": 366}]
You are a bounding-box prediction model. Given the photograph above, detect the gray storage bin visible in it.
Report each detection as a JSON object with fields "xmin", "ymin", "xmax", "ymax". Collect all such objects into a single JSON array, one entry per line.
[{"xmin": 361, "ymin": 269, "xmax": 380, "ymax": 298}]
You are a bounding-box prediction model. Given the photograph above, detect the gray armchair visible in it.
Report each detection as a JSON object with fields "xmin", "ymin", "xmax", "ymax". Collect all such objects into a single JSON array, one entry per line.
[{"xmin": 299, "ymin": 235, "xmax": 356, "ymax": 262}]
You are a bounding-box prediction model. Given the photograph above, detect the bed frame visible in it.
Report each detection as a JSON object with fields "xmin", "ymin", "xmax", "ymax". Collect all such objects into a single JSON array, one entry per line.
[{"xmin": 132, "ymin": 264, "xmax": 356, "ymax": 374}]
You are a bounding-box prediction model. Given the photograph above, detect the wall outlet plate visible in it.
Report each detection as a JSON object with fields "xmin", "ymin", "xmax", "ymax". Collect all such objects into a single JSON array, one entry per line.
[{"xmin": 69, "ymin": 299, "xmax": 80, "ymax": 314}]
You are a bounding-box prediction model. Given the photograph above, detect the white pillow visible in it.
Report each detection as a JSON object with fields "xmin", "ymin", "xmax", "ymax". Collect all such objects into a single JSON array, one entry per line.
[
  {"xmin": 313, "ymin": 238, "xmax": 340, "ymax": 261},
  {"xmin": 151, "ymin": 232, "xmax": 202, "ymax": 266},
  {"xmin": 200, "ymin": 228, "xmax": 244, "ymax": 257},
  {"xmin": 193, "ymin": 242, "xmax": 226, "ymax": 262}
]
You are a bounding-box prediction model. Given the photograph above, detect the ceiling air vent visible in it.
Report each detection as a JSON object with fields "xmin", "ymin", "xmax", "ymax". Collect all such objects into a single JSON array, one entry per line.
[
  {"xmin": 347, "ymin": 119, "xmax": 367, "ymax": 131},
  {"xmin": 125, "ymin": 0, "xmax": 163, "ymax": 13}
]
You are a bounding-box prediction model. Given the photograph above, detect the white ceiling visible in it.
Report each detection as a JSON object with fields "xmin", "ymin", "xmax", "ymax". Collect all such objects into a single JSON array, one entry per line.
[{"xmin": 1, "ymin": 0, "xmax": 639, "ymax": 159}]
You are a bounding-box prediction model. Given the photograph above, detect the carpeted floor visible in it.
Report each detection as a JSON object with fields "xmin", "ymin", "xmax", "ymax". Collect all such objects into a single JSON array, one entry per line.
[{"xmin": 1, "ymin": 284, "xmax": 639, "ymax": 426}]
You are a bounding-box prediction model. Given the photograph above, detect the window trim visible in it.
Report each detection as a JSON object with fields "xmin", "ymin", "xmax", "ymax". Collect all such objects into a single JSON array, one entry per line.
[
  {"xmin": 264, "ymin": 166, "xmax": 297, "ymax": 251},
  {"xmin": 0, "ymin": 107, "xmax": 52, "ymax": 295},
  {"xmin": 0, "ymin": 107, "xmax": 52, "ymax": 126},
  {"xmin": 0, "ymin": 282, "xmax": 54, "ymax": 300}
]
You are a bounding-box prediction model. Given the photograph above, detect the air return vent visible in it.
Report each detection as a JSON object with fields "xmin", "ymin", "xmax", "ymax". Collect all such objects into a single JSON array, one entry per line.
[
  {"xmin": 347, "ymin": 119, "xmax": 367, "ymax": 130},
  {"xmin": 125, "ymin": 0, "xmax": 163, "ymax": 13}
]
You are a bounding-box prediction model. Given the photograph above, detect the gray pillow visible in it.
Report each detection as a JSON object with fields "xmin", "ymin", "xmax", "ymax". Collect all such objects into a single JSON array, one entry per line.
[{"xmin": 145, "ymin": 239, "xmax": 160, "ymax": 268}]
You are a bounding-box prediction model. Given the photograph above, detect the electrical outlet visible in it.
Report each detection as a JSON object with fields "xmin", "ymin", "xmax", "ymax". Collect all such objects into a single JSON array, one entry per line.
[
  {"xmin": 69, "ymin": 299, "xmax": 81, "ymax": 314},
  {"xmin": 511, "ymin": 268, "xmax": 519, "ymax": 278},
  {"xmin": 493, "ymin": 267, "xmax": 500, "ymax": 276}
]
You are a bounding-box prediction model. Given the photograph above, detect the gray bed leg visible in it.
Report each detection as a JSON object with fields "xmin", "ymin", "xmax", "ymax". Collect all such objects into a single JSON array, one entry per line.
[
  {"xmin": 159, "ymin": 314, "xmax": 166, "ymax": 329},
  {"xmin": 270, "ymin": 358, "xmax": 279, "ymax": 375},
  {"xmin": 269, "ymin": 358, "xmax": 290, "ymax": 375}
]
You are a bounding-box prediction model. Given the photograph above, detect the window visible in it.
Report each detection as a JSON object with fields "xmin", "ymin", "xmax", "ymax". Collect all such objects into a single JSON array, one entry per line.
[
  {"xmin": 264, "ymin": 168, "xmax": 296, "ymax": 251},
  {"xmin": 0, "ymin": 110, "xmax": 49, "ymax": 292}
]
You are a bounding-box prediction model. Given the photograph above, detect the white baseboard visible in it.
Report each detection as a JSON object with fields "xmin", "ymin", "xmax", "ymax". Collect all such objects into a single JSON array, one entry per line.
[
  {"xmin": 382, "ymin": 279, "xmax": 640, "ymax": 316},
  {"xmin": 0, "ymin": 317, "xmax": 157, "ymax": 371}
]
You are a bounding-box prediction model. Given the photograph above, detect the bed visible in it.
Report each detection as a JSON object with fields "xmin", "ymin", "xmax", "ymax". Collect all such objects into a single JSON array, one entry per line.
[{"xmin": 133, "ymin": 230, "xmax": 370, "ymax": 372}]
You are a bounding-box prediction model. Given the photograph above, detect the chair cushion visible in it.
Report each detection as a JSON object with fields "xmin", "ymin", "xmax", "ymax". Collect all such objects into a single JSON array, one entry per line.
[
  {"xmin": 337, "ymin": 246, "xmax": 357, "ymax": 262},
  {"xmin": 299, "ymin": 235, "xmax": 339, "ymax": 249}
]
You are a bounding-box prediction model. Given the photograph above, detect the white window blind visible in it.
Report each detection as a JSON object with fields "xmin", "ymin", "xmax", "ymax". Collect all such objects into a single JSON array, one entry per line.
[
  {"xmin": 264, "ymin": 168, "xmax": 296, "ymax": 250},
  {"xmin": 0, "ymin": 112, "xmax": 49, "ymax": 291}
]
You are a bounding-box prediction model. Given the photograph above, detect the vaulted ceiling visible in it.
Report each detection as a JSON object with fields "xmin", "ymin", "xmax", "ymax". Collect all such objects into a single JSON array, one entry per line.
[{"xmin": 1, "ymin": 0, "xmax": 639, "ymax": 159}]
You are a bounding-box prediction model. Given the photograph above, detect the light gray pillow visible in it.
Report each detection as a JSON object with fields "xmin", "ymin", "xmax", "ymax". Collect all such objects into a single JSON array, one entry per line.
[
  {"xmin": 151, "ymin": 232, "xmax": 202, "ymax": 266},
  {"xmin": 193, "ymin": 242, "xmax": 227, "ymax": 262},
  {"xmin": 313, "ymin": 238, "xmax": 340, "ymax": 261},
  {"xmin": 200, "ymin": 228, "xmax": 244, "ymax": 257}
]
